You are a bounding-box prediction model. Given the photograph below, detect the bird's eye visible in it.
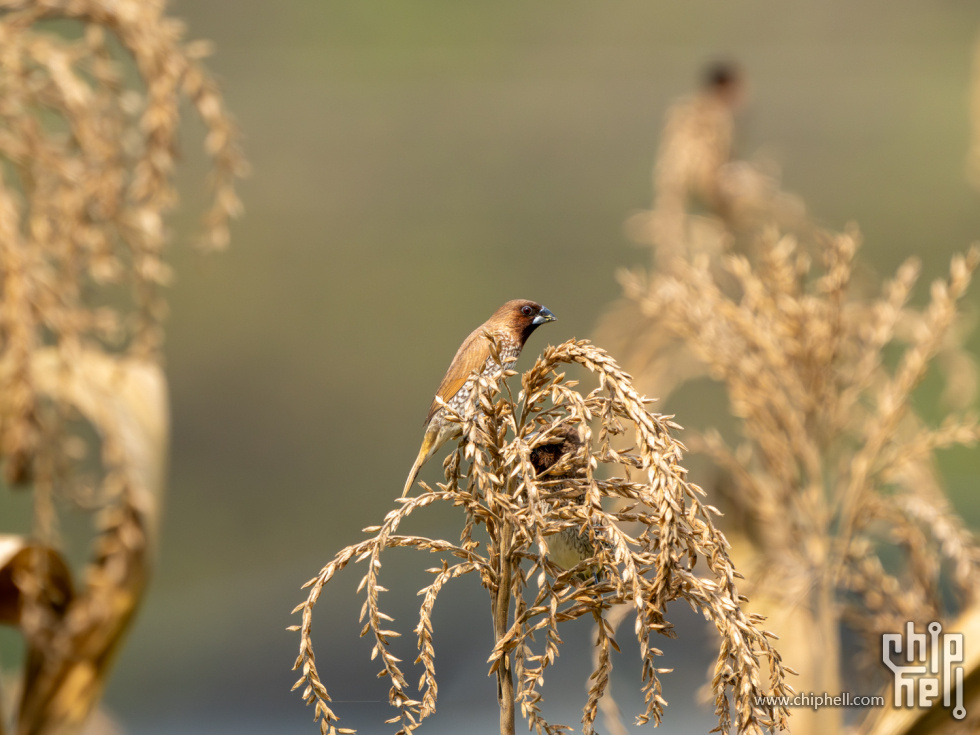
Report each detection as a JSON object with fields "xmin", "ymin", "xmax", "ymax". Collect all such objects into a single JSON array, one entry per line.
[{"xmin": 521, "ymin": 305, "xmax": 533, "ymax": 316}]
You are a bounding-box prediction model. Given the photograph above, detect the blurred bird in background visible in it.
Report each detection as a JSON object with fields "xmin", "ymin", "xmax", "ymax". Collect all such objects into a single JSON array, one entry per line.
[
  {"xmin": 633, "ymin": 58, "xmax": 805, "ymax": 267},
  {"xmin": 654, "ymin": 60, "xmax": 746, "ymax": 217},
  {"xmin": 402, "ymin": 299, "xmax": 556, "ymax": 497},
  {"xmin": 645, "ymin": 59, "xmax": 746, "ymax": 260}
]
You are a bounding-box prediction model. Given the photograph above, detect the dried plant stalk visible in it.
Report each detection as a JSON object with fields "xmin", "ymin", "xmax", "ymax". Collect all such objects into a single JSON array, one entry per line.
[
  {"xmin": 292, "ymin": 339, "xmax": 790, "ymax": 735},
  {"xmin": 0, "ymin": 2, "xmax": 244, "ymax": 733}
]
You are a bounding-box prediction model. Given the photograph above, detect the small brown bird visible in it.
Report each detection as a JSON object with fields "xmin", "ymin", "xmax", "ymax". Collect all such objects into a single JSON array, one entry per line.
[
  {"xmin": 530, "ymin": 425, "xmax": 603, "ymax": 582},
  {"xmin": 402, "ymin": 299, "xmax": 556, "ymax": 497}
]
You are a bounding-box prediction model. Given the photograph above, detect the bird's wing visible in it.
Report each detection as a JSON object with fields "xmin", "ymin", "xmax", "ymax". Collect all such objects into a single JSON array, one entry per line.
[{"xmin": 425, "ymin": 326, "xmax": 491, "ymax": 425}]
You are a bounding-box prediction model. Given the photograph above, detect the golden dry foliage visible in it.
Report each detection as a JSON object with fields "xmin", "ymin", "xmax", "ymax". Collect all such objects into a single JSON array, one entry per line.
[
  {"xmin": 610, "ymin": 233, "xmax": 980, "ymax": 734},
  {"xmin": 0, "ymin": 2, "xmax": 244, "ymax": 734},
  {"xmin": 600, "ymin": 75, "xmax": 980, "ymax": 734},
  {"xmin": 292, "ymin": 339, "xmax": 791, "ymax": 735}
]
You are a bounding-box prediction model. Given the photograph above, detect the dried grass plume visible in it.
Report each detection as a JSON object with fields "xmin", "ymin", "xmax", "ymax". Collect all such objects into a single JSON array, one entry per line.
[{"xmin": 292, "ymin": 339, "xmax": 791, "ymax": 735}]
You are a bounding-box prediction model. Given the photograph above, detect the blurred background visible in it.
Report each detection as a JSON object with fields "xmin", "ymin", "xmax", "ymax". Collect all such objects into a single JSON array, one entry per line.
[{"xmin": 95, "ymin": 1, "xmax": 980, "ymax": 732}]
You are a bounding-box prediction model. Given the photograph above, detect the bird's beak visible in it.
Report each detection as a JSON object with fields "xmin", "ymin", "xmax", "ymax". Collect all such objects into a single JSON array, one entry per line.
[{"xmin": 532, "ymin": 307, "xmax": 556, "ymax": 325}]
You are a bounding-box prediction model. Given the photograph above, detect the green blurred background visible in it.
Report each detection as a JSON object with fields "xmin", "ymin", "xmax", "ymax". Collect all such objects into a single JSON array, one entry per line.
[{"xmin": 98, "ymin": 1, "xmax": 980, "ymax": 732}]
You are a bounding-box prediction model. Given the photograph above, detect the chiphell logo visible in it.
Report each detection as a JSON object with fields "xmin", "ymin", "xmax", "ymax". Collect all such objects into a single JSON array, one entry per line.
[{"xmin": 882, "ymin": 621, "xmax": 965, "ymax": 720}]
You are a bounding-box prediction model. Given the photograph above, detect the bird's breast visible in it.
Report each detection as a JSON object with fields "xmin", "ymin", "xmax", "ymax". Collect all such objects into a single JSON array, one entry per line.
[
  {"xmin": 547, "ymin": 526, "xmax": 594, "ymax": 570},
  {"xmin": 437, "ymin": 346, "xmax": 520, "ymax": 420}
]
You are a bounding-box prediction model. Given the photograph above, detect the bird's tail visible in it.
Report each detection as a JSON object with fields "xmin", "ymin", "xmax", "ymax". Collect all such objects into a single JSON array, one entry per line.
[{"xmin": 402, "ymin": 427, "xmax": 440, "ymax": 497}]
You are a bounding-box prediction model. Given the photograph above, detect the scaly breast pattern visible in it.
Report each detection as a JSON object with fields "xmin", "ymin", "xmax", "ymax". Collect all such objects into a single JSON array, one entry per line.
[{"xmin": 440, "ymin": 335, "xmax": 520, "ymax": 420}]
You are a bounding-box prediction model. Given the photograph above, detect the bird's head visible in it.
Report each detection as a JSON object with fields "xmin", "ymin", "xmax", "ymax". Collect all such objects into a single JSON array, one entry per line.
[
  {"xmin": 491, "ymin": 299, "xmax": 556, "ymax": 344},
  {"xmin": 530, "ymin": 424, "xmax": 585, "ymax": 477},
  {"xmin": 702, "ymin": 59, "xmax": 745, "ymax": 108}
]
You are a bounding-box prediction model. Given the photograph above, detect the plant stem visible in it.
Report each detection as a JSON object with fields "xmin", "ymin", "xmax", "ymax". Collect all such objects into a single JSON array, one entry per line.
[
  {"xmin": 494, "ymin": 520, "xmax": 516, "ymax": 735},
  {"xmin": 812, "ymin": 569, "xmax": 842, "ymax": 735}
]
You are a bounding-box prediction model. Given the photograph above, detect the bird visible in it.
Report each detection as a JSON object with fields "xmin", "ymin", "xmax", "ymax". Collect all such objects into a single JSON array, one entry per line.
[
  {"xmin": 530, "ymin": 424, "xmax": 604, "ymax": 583},
  {"xmin": 402, "ymin": 299, "xmax": 556, "ymax": 497}
]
